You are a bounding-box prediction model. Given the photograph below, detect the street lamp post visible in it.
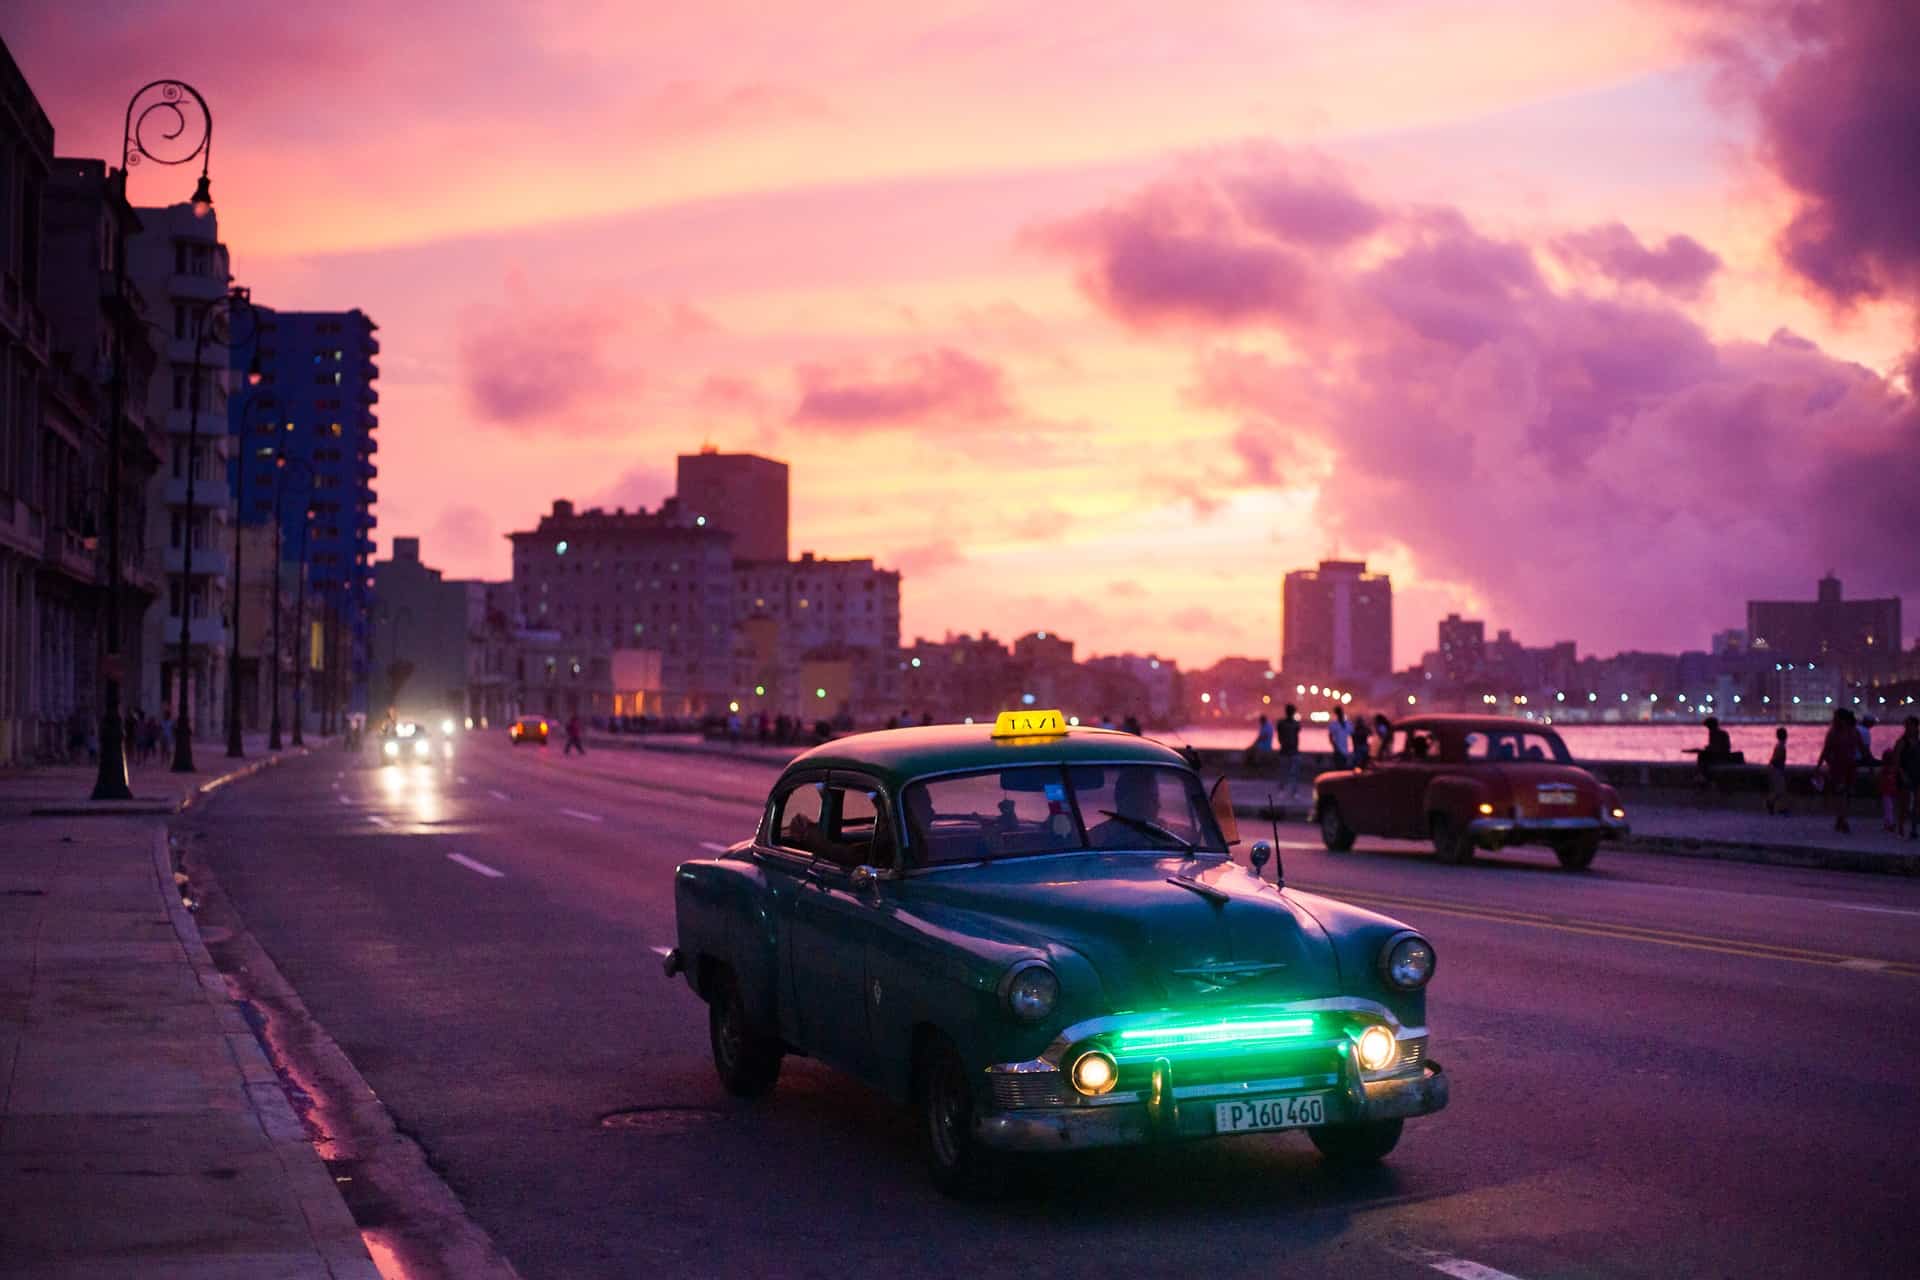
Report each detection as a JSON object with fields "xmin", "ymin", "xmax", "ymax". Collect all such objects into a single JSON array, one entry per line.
[
  {"xmin": 224, "ymin": 385, "xmax": 275, "ymax": 757},
  {"xmin": 267, "ymin": 455, "xmax": 310, "ymax": 751},
  {"xmin": 172, "ymin": 287, "xmax": 259, "ymax": 773},
  {"xmin": 290, "ymin": 504, "xmax": 315, "ymax": 746},
  {"xmin": 92, "ymin": 78, "xmax": 214, "ymax": 799}
]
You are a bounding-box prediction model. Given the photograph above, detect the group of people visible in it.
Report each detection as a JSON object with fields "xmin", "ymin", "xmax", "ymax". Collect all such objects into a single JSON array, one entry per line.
[
  {"xmin": 1810, "ymin": 710, "xmax": 1920, "ymax": 837},
  {"xmin": 1246, "ymin": 702, "xmax": 1396, "ymax": 797}
]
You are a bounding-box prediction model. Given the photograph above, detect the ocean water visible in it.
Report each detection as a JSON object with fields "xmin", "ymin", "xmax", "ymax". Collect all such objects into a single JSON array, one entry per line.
[{"xmin": 1167, "ymin": 721, "xmax": 1896, "ymax": 766}]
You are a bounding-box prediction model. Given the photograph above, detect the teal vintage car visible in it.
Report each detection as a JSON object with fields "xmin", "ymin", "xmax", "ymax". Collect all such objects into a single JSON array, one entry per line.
[{"xmin": 664, "ymin": 711, "xmax": 1448, "ymax": 1193}]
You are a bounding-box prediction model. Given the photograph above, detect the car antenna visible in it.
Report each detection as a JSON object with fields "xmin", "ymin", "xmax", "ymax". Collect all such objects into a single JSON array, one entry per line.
[{"xmin": 1268, "ymin": 789, "xmax": 1285, "ymax": 888}]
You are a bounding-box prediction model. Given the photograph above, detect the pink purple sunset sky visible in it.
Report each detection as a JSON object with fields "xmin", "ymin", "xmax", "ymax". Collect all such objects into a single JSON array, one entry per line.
[{"xmin": 7, "ymin": 0, "xmax": 1916, "ymax": 669}]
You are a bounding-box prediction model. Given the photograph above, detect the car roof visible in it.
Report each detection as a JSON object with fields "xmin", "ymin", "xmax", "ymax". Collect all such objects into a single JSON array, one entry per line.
[
  {"xmin": 1398, "ymin": 714, "xmax": 1564, "ymax": 735},
  {"xmin": 787, "ymin": 723, "xmax": 1192, "ymax": 790}
]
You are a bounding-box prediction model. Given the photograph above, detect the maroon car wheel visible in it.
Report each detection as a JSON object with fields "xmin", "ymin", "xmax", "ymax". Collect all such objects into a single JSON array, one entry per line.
[{"xmin": 1430, "ymin": 814, "xmax": 1475, "ymax": 865}]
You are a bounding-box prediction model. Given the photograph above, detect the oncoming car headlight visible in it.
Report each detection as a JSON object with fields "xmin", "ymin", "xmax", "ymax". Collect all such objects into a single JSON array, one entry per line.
[
  {"xmin": 441, "ymin": 718, "xmax": 456, "ymax": 735},
  {"xmin": 383, "ymin": 740, "xmax": 399, "ymax": 758},
  {"xmin": 413, "ymin": 739, "xmax": 430, "ymax": 758},
  {"xmin": 1001, "ymin": 961, "xmax": 1059, "ymax": 1023},
  {"xmin": 1380, "ymin": 932, "xmax": 1435, "ymax": 990}
]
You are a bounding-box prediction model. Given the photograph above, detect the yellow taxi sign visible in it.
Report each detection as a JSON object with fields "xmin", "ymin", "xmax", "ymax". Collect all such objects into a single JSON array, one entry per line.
[{"xmin": 992, "ymin": 709, "xmax": 1068, "ymax": 738}]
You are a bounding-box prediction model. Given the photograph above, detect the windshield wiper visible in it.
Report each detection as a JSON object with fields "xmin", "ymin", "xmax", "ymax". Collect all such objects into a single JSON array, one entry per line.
[{"xmin": 1097, "ymin": 810, "xmax": 1195, "ymax": 855}]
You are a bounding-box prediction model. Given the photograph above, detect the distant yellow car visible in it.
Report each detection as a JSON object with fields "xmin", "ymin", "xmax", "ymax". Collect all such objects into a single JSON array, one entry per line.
[{"xmin": 510, "ymin": 716, "xmax": 550, "ymax": 746}]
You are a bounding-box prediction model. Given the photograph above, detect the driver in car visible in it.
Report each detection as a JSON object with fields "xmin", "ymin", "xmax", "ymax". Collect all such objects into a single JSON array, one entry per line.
[{"xmin": 1088, "ymin": 768, "xmax": 1165, "ymax": 848}]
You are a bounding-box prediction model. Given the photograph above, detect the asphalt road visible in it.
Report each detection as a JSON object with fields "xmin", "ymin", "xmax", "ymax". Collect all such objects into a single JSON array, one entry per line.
[{"xmin": 174, "ymin": 734, "xmax": 1920, "ymax": 1280}]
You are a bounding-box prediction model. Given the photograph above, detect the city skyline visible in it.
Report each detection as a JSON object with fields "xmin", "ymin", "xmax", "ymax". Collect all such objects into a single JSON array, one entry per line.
[{"xmin": 6, "ymin": 1, "xmax": 1915, "ymax": 670}]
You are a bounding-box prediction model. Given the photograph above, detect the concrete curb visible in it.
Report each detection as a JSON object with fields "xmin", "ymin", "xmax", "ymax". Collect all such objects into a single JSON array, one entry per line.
[
  {"xmin": 1230, "ymin": 802, "xmax": 1920, "ymax": 878},
  {"xmin": 150, "ymin": 827, "xmax": 381, "ymax": 1280}
]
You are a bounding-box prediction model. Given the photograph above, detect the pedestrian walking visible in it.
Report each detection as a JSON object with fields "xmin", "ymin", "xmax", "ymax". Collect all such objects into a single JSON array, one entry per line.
[
  {"xmin": 1878, "ymin": 745, "xmax": 1902, "ymax": 833},
  {"xmin": 1350, "ymin": 713, "xmax": 1372, "ymax": 768},
  {"xmin": 1815, "ymin": 708, "xmax": 1858, "ymax": 834},
  {"xmin": 1372, "ymin": 713, "xmax": 1394, "ymax": 760},
  {"xmin": 1858, "ymin": 715, "xmax": 1877, "ymax": 767},
  {"xmin": 1328, "ymin": 705, "xmax": 1352, "ymax": 769},
  {"xmin": 1277, "ymin": 703, "xmax": 1303, "ymax": 797},
  {"xmin": 1765, "ymin": 727, "xmax": 1791, "ymax": 817},
  {"xmin": 1898, "ymin": 717, "xmax": 1920, "ymax": 840},
  {"xmin": 563, "ymin": 714, "xmax": 586, "ymax": 756}
]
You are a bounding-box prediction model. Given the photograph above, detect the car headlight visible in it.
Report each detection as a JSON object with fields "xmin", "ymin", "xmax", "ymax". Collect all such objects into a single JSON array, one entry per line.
[
  {"xmin": 1070, "ymin": 1049, "xmax": 1117, "ymax": 1096},
  {"xmin": 1381, "ymin": 932, "xmax": 1435, "ymax": 990},
  {"xmin": 442, "ymin": 718, "xmax": 456, "ymax": 735},
  {"xmin": 1610, "ymin": 806, "xmax": 1626, "ymax": 819},
  {"xmin": 1355, "ymin": 1024, "xmax": 1397, "ymax": 1071},
  {"xmin": 383, "ymin": 740, "xmax": 399, "ymax": 758},
  {"xmin": 1001, "ymin": 961, "xmax": 1059, "ymax": 1022},
  {"xmin": 414, "ymin": 740, "xmax": 430, "ymax": 758}
]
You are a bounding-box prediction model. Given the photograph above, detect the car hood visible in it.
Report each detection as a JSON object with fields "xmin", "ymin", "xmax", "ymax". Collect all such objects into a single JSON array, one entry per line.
[{"xmin": 899, "ymin": 853, "xmax": 1339, "ymax": 1010}]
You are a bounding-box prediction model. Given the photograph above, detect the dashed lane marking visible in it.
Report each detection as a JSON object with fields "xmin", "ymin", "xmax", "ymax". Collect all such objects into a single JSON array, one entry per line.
[
  {"xmin": 1297, "ymin": 882, "xmax": 1920, "ymax": 978},
  {"xmin": 336, "ymin": 794, "xmax": 352, "ymax": 805},
  {"xmin": 561, "ymin": 808, "xmax": 604, "ymax": 823},
  {"xmin": 700, "ymin": 841, "xmax": 732, "ymax": 853},
  {"xmin": 457, "ymin": 774, "xmax": 469, "ymax": 784},
  {"xmin": 649, "ymin": 945, "xmax": 672, "ymax": 957},
  {"xmin": 367, "ymin": 815, "xmax": 391, "ymax": 829},
  {"xmin": 488, "ymin": 789, "xmax": 510, "ymax": 802},
  {"xmin": 1426, "ymin": 1259, "xmax": 1528, "ymax": 1280},
  {"xmin": 330, "ymin": 780, "xmax": 340, "ymax": 790},
  {"xmin": 447, "ymin": 853, "xmax": 504, "ymax": 879}
]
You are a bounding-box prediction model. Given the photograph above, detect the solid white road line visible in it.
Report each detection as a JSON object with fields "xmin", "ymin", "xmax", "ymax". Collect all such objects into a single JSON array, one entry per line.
[
  {"xmin": 1829, "ymin": 902, "xmax": 1920, "ymax": 918},
  {"xmin": 560, "ymin": 807, "xmax": 603, "ymax": 823},
  {"xmin": 447, "ymin": 853, "xmax": 504, "ymax": 879},
  {"xmin": 367, "ymin": 815, "xmax": 391, "ymax": 828},
  {"xmin": 700, "ymin": 841, "xmax": 732, "ymax": 853},
  {"xmin": 336, "ymin": 794, "xmax": 353, "ymax": 805},
  {"xmin": 1425, "ymin": 1260, "xmax": 1528, "ymax": 1280},
  {"xmin": 488, "ymin": 789, "xmax": 510, "ymax": 802}
]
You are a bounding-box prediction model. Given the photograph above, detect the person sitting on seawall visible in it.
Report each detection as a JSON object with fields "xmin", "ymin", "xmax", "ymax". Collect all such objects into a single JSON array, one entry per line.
[{"xmin": 1694, "ymin": 715, "xmax": 1734, "ymax": 786}]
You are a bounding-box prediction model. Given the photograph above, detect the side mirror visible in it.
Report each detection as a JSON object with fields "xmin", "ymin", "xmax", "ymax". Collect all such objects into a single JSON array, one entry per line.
[
  {"xmin": 1208, "ymin": 776, "xmax": 1241, "ymax": 846},
  {"xmin": 1249, "ymin": 840, "xmax": 1272, "ymax": 872},
  {"xmin": 849, "ymin": 865, "xmax": 881, "ymax": 896}
]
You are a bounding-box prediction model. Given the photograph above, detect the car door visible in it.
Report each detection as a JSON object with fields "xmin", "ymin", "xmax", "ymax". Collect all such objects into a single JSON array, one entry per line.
[
  {"xmin": 784, "ymin": 775, "xmax": 898, "ymax": 1078},
  {"xmin": 757, "ymin": 773, "xmax": 830, "ymax": 1048}
]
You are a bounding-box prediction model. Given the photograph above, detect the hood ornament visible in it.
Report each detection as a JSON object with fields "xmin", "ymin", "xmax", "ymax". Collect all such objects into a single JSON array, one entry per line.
[{"xmin": 1171, "ymin": 960, "xmax": 1290, "ymax": 993}]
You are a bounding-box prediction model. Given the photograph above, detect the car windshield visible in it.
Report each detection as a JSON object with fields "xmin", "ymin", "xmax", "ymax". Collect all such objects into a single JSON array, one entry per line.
[
  {"xmin": 1460, "ymin": 729, "xmax": 1571, "ymax": 763},
  {"xmin": 902, "ymin": 764, "xmax": 1228, "ymax": 866}
]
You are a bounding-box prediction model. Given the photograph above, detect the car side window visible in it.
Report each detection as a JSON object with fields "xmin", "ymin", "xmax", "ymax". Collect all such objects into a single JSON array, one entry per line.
[
  {"xmin": 817, "ymin": 787, "xmax": 894, "ymax": 871},
  {"xmin": 773, "ymin": 781, "xmax": 826, "ymax": 855}
]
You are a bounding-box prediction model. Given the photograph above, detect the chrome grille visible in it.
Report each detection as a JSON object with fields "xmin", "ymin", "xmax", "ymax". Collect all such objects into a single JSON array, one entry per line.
[
  {"xmin": 1394, "ymin": 1036, "xmax": 1427, "ymax": 1068},
  {"xmin": 989, "ymin": 1071, "xmax": 1072, "ymax": 1110}
]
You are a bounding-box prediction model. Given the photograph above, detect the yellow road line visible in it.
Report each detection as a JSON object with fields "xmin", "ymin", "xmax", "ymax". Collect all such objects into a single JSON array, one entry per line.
[{"xmin": 1293, "ymin": 882, "xmax": 1920, "ymax": 978}]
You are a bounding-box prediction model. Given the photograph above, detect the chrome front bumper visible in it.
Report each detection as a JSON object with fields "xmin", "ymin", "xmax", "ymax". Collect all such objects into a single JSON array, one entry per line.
[
  {"xmin": 1465, "ymin": 814, "xmax": 1629, "ymax": 848},
  {"xmin": 975, "ymin": 999, "xmax": 1448, "ymax": 1153}
]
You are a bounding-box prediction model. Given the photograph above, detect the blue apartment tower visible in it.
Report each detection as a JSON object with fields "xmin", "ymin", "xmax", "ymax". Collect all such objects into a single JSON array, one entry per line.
[{"xmin": 230, "ymin": 309, "xmax": 379, "ymax": 729}]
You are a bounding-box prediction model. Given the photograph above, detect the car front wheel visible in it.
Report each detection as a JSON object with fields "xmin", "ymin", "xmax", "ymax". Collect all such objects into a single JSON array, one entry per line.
[
  {"xmin": 1554, "ymin": 832, "xmax": 1601, "ymax": 871},
  {"xmin": 1309, "ymin": 1118, "xmax": 1403, "ymax": 1166},
  {"xmin": 1319, "ymin": 801, "xmax": 1357, "ymax": 852},
  {"xmin": 708, "ymin": 968, "xmax": 781, "ymax": 1098},
  {"xmin": 917, "ymin": 1033, "xmax": 998, "ymax": 1197},
  {"xmin": 1430, "ymin": 813, "xmax": 1475, "ymax": 865}
]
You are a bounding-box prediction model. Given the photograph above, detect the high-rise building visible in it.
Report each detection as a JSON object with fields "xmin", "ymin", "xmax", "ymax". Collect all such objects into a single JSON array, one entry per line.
[
  {"xmin": 1281, "ymin": 560, "xmax": 1392, "ymax": 682},
  {"xmin": 126, "ymin": 201, "xmax": 234, "ymax": 738},
  {"xmin": 676, "ymin": 448, "xmax": 788, "ymax": 562},
  {"xmin": 508, "ymin": 498, "xmax": 734, "ymax": 714},
  {"xmin": 1748, "ymin": 576, "xmax": 1902, "ymax": 683},
  {"xmin": 230, "ymin": 308, "xmax": 380, "ymax": 728},
  {"xmin": 1436, "ymin": 614, "xmax": 1485, "ymax": 686}
]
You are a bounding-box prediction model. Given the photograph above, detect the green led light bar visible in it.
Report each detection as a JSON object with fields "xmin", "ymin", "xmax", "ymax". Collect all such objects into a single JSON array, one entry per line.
[{"xmin": 1117, "ymin": 1017, "xmax": 1315, "ymax": 1053}]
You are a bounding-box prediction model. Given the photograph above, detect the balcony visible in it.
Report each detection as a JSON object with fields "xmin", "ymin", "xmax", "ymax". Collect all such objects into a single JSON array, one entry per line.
[
  {"xmin": 167, "ymin": 272, "xmax": 227, "ymax": 303},
  {"xmin": 162, "ymin": 472, "xmax": 236, "ymax": 510},
  {"xmin": 44, "ymin": 526, "xmax": 99, "ymax": 582},
  {"xmin": 157, "ymin": 613, "xmax": 231, "ymax": 651},
  {"xmin": 161, "ymin": 545, "xmax": 231, "ymax": 579}
]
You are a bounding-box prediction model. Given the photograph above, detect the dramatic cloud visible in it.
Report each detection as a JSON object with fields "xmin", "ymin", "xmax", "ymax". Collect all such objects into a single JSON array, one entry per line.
[
  {"xmin": 457, "ymin": 286, "xmax": 637, "ymax": 428},
  {"xmin": 1031, "ymin": 155, "xmax": 1383, "ymax": 329},
  {"xmin": 1553, "ymin": 222, "xmax": 1722, "ymax": 298},
  {"xmin": 1689, "ymin": 0, "xmax": 1920, "ymax": 312},
  {"xmin": 791, "ymin": 348, "xmax": 1012, "ymax": 429},
  {"xmin": 1052, "ymin": 154, "xmax": 1920, "ymax": 649}
]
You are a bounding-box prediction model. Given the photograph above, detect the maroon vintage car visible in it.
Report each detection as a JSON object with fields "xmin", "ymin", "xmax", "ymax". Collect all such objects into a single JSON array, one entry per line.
[{"xmin": 1312, "ymin": 715, "xmax": 1628, "ymax": 870}]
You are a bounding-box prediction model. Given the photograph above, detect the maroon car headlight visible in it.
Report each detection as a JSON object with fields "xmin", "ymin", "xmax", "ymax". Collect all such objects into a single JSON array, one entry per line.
[{"xmin": 1381, "ymin": 932, "xmax": 1435, "ymax": 990}]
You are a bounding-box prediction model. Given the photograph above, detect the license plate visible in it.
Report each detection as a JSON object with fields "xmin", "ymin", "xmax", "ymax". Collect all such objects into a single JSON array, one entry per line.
[
  {"xmin": 1538, "ymin": 789, "xmax": 1577, "ymax": 805},
  {"xmin": 1214, "ymin": 1094, "xmax": 1326, "ymax": 1133}
]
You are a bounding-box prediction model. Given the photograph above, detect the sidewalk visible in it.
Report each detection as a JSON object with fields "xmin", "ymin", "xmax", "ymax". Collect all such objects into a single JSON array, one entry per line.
[
  {"xmin": 0, "ymin": 734, "xmax": 328, "ymax": 819},
  {"xmin": 0, "ymin": 764, "xmax": 375, "ymax": 1276},
  {"xmin": 1619, "ymin": 801, "xmax": 1920, "ymax": 875}
]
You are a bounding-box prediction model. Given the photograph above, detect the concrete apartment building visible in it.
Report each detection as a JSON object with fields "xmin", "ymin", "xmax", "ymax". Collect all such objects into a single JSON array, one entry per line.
[
  {"xmin": 231, "ymin": 308, "xmax": 380, "ymax": 732},
  {"xmin": 677, "ymin": 448, "xmax": 788, "ymax": 562},
  {"xmin": 508, "ymin": 498, "xmax": 733, "ymax": 716},
  {"xmin": 369, "ymin": 536, "xmax": 512, "ymax": 725},
  {"xmin": 735, "ymin": 551, "xmax": 901, "ymax": 717},
  {"xmin": 124, "ymin": 200, "xmax": 234, "ymax": 741},
  {"xmin": 1281, "ymin": 559, "xmax": 1392, "ymax": 685}
]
